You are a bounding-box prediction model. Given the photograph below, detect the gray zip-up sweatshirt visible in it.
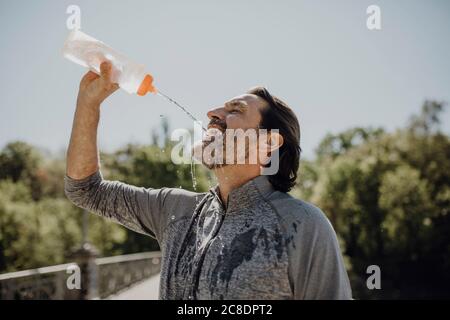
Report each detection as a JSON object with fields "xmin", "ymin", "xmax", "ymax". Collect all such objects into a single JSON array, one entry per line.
[{"xmin": 64, "ymin": 171, "xmax": 352, "ymax": 300}]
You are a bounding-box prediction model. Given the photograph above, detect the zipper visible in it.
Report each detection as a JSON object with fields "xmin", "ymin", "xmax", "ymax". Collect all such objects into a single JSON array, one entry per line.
[
  {"xmin": 190, "ymin": 211, "xmax": 226, "ymax": 299},
  {"xmin": 173, "ymin": 194, "xmax": 209, "ymax": 298},
  {"xmin": 187, "ymin": 188, "xmax": 227, "ymax": 299}
]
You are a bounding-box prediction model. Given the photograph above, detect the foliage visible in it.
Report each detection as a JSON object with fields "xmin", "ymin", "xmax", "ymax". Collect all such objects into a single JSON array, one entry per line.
[
  {"xmin": 0, "ymin": 119, "xmax": 210, "ymax": 272},
  {"xmin": 293, "ymin": 100, "xmax": 450, "ymax": 298},
  {"xmin": 1, "ymin": 104, "xmax": 449, "ymax": 299}
]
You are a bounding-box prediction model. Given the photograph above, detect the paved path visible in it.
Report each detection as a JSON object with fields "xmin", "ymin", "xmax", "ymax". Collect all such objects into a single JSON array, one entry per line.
[{"xmin": 108, "ymin": 274, "xmax": 160, "ymax": 300}]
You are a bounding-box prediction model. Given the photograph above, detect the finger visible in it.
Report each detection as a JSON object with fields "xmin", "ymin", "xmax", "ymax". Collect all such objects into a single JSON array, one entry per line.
[
  {"xmin": 80, "ymin": 71, "xmax": 99, "ymax": 89},
  {"xmin": 110, "ymin": 83, "xmax": 120, "ymax": 94},
  {"xmin": 100, "ymin": 61, "xmax": 113, "ymax": 83}
]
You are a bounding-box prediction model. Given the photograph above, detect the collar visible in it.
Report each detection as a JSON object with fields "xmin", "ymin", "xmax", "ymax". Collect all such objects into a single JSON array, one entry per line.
[{"xmin": 210, "ymin": 175, "xmax": 274, "ymax": 214}]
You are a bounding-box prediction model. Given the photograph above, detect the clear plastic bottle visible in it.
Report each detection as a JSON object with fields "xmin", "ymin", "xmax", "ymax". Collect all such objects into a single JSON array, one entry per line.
[{"xmin": 62, "ymin": 30, "xmax": 156, "ymax": 96}]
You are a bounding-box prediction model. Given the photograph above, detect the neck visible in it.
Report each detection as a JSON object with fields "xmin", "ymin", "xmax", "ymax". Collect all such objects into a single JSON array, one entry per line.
[{"xmin": 214, "ymin": 165, "xmax": 260, "ymax": 207}]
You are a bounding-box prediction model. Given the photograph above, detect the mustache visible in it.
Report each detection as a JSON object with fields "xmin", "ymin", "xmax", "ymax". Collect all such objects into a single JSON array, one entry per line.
[{"xmin": 208, "ymin": 118, "xmax": 227, "ymax": 132}]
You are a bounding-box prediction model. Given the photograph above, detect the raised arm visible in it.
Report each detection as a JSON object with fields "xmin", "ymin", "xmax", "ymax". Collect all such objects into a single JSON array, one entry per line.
[
  {"xmin": 64, "ymin": 62, "xmax": 202, "ymax": 241},
  {"xmin": 66, "ymin": 61, "xmax": 119, "ymax": 179}
]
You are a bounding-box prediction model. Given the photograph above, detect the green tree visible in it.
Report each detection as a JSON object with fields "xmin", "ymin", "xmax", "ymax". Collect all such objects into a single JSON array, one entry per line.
[
  {"xmin": 100, "ymin": 126, "xmax": 210, "ymax": 253},
  {"xmin": 0, "ymin": 120, "xmax": 211, "ymax": 272},
  {"xmin": 0, "ymin": 180, "xmax": 82, "ymax": 271},
  {"xmin": 0, "ymin": 142, "xmax": 44, "ymax": 200},
  {"xmin": 294, "ymin": 101, "xmax": 450, "ymax": 298}
]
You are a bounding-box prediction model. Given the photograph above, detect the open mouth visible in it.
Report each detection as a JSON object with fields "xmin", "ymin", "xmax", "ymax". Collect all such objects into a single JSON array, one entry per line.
[
  {"xmin": 202, "ymin": 125, "xmax": 225, "ymax": 144},
  {"xmin": 205, "ymin": 124, "xmax": 226, "ymax": 137},
  {"xmin": 204, "ymin": 127, "xmax": 223, "ymax": 140}
]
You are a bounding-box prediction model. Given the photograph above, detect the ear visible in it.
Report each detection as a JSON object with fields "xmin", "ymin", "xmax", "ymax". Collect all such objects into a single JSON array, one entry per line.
[
  {"xmin": 259, "ymin": 131, "xmax": 284, "ymax": 166},
  {"xmin": 267, "ymin": 131, "xmax": 284, "ymax": 152}
]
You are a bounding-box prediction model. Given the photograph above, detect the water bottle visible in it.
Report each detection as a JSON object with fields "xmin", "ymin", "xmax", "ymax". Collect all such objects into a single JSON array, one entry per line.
[{"xmin": 62, "ymin": 30, "xmax": 156, "ymax": 96}]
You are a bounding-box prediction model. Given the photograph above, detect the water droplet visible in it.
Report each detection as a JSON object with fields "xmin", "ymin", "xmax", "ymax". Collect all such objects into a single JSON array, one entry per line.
[
  {"xmin": 157, "ymin": 91, "xmax": 207, "ymax": 132},
  {"xmin": 191, "ymin": 156, "xmax": 198, "ymax": 191}
]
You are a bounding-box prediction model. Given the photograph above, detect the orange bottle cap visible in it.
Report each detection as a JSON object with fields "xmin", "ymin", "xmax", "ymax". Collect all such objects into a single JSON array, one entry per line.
[{"xmin": 137, "ymin": 74, "xmax": 157, "ymax": 96}]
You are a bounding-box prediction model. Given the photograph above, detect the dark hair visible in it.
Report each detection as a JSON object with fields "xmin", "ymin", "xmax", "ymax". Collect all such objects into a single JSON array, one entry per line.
[{"xmin": 247, "ymin": 86, "xmax": 301, "ymax": 192}]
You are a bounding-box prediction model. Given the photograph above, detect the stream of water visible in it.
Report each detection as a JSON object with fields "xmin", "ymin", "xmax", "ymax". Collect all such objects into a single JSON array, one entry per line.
[{"xmin": 156, "ymin": 90, "xmax": 206, "ymax": 191}]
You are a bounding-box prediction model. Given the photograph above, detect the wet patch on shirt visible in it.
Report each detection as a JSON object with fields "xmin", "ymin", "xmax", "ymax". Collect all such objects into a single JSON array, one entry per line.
[
  {"xmin": 238, "ymin": 217, "xmax": 254, "ymax": 232},
  {"xmin": 209, "ymin": 228, "xmax": 257, "ymax": 295},
  {"xmin": 273, "ymin": 229, "xmax": 284, "ymax": 260},
  {"xmin": 208, "ymin": 225, "xmax": 288, "ymax": 297},
  {"xmin": 257, "ymin": 228, "xmax": 271, "ymax": 258},
  {"xmin": 285, "ymin": 222, "xmax": 301, "ymax": 249}
]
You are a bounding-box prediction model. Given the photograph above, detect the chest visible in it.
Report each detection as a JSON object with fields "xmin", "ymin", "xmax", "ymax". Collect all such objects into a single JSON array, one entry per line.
[{"xmin": 162, "ymin": 202, "xmax": 292, "ymax": 299}]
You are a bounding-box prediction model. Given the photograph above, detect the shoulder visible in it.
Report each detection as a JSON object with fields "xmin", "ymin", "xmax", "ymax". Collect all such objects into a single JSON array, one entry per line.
[
  {"xmin": 155, "ymin": 186, "xmax": 206, "ymax": 201},
  {"xmin": 265, "ymin": 191, "xmax": 333, "ymax": 234},
  {"xmin": 156, "ymin": 188, "xmax": 213, "ymax": 224},
  {"xmin": 144, "ymin": 186, "xmax": 207, "ymax": 214}
]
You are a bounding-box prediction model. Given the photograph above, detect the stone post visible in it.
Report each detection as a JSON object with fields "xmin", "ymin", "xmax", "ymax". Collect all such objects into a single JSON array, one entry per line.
[{"xmin": 70, "ymin": 243, "xmax": 99, "ymax": 300}]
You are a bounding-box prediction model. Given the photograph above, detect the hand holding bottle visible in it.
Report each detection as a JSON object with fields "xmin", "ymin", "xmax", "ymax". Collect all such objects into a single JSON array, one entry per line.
[
  {"xmin": 63, "ymin": 30, "xmax": 156, "ymax": 97},
  {"xmin": 77, "ymin": 61, "xmax": 119, "ymax": 109}
]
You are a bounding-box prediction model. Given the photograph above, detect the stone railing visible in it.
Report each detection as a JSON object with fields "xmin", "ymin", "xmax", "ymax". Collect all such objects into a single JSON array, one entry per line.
[
  {"xmin": 96, "ymin": 251, "xmax": 162, "ymax": 299},
  {"xmin": 0, "ymin": 263, "xmax": 80, "ymax": 300},
  {"xmin": 0, "ymin": 249, "xmax": 162, "ymax": 300}
]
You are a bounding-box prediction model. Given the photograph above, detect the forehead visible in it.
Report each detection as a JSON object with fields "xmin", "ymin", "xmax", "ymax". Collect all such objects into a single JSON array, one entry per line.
[{"xmin": 225, "ymin": 94, "xmax": 268, "ymax": 110}]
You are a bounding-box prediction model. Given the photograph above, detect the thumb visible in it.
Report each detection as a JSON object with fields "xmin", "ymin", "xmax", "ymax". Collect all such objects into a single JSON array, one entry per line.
[{"xmin": 100, "ymin": 61, "xmax": 114, "ymax": 84}]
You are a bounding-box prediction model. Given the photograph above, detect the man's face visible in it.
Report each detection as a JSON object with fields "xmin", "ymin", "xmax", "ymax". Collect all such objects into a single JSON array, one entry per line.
[
  {"xmin": 207, "ymin": 93, "xmax": 265, "ymax": 132},
  {"xmin": 195, "ymin": 94, "xmax": 268, "ymax": 169}
]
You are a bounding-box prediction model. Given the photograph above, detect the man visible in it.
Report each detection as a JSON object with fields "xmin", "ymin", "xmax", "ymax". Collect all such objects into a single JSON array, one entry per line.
[{"xmin": 65, "ymin": 61, "xmax": 352, "ymax": 299}]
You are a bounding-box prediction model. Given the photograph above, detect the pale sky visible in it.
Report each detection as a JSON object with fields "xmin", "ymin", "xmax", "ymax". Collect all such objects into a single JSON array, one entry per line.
[{"xmin": 1, "ymin": 0, "xmax": 449, "ymax": 158}]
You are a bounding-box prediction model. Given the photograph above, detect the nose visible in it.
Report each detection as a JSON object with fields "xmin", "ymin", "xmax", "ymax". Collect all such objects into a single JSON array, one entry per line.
[{"xmin": 207, "ymin": 107, "xmax": 226, "ymax": 121}]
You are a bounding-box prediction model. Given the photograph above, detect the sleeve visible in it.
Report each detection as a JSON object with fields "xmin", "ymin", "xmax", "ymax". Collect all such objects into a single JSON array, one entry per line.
[
  {"xmin": 64, "ymin": 170, "xmax": 201, "ymax": 242},
  {"xmin": 289, "ymin": 205, "xmax": 353, "ymax": 300}
]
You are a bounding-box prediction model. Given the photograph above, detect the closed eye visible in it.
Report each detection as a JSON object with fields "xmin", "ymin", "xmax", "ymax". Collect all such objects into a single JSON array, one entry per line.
[{"xmin": 225, "ymin": 100, "xmax": 248, "ymax": 113}]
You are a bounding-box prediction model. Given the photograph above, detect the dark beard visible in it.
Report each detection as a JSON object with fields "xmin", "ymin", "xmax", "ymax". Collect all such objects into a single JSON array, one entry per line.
[
  {"xmin": 197, "ymin": 132, "xmax": 253, "ymax": 170},
  {"xmin": 200, "ymin": 135, "xmax": 228, "ymax": 170}
]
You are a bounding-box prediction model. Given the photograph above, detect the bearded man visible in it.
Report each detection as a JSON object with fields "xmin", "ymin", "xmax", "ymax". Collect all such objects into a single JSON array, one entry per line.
[{"xmin": 65, "ymin": 61, "xmax": 352, "ymax": 300}]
